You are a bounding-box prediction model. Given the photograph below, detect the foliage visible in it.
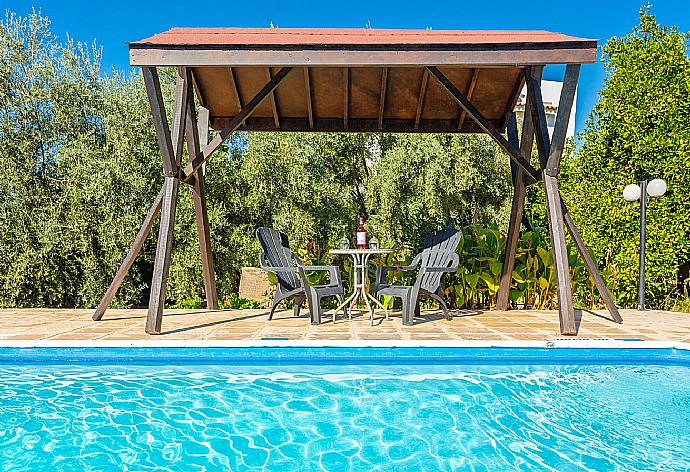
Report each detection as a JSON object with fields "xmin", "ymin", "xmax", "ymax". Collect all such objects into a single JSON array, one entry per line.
[
  {"xmin": 237, "ymin": 132, "xmax": 369, "ymax": 258},
  {"xmin": 0, "ymin": 10, "xmax": 254, "ymax": 308},
  {"xmin": 559, "ymin": 6, "xmax": 690, "ymax": 308},
  {"xmin": 0, "ymin": 11, "xmax": 161, "ymax": 308},
  {"xmin": 0, "ymin": 11, "xmax": 511, "ymax": 310},
  {"xmin": 165, "ymin": 294, "xmax": 261, "ymax": 310},
  {"xmin": 446, "ymin": 224, "xmax": 598, "ymax": 310},
  {"xmin": 375, "ymin": 224, "xmax": 599, "ymax": 311},
  {"xmin": 366, "ymin": 134, "xmax": 513, "ymax": 251},
  {"xmin": 220, "ymin": 294, "xmax": 262, "ymax": 310},
  {"xmin": 6, "ymin": 8, "xmax": 685, "ymax": 313}
]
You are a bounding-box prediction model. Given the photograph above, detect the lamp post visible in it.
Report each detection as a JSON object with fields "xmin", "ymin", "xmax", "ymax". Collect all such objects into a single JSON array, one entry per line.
[{"xmin": 623, "ymin": 178, "xmax": 667, "ymax": 310}]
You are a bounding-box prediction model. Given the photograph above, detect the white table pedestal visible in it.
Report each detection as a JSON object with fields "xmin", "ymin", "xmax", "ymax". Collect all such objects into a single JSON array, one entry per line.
[{"xmin": 329, "ymin": 248, "xmax": 392, "ymax": 325}]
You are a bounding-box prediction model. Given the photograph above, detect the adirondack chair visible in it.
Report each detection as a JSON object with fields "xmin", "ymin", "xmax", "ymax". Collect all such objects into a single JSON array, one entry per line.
[
  {"xmin": 373, "ymin": 228, "xmax": 461, "ymax": 326},
  {"xmin": 256, "ymin": 227, "xmax": 345, "ymax": 324}
]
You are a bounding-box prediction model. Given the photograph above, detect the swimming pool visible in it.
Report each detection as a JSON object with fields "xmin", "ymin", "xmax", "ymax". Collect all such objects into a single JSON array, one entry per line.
[{"xmin": 1, "ymin": 343, "xmax": 689, "ymax": 470}]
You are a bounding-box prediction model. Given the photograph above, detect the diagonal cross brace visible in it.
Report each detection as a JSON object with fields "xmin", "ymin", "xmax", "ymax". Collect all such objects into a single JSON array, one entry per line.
[
  {"xmin": 181, "ymin": 66, "xmax": 293, "ymax": 182},
  {"xmin": 426, "ymin": 66, "xmax": 540, "ymax": 185}
]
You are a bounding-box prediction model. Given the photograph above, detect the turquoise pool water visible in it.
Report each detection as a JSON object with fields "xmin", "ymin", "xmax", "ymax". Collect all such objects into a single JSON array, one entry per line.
[{"xmin": 0, "ymin": 349, "xmax": 689, "ymax": 470}]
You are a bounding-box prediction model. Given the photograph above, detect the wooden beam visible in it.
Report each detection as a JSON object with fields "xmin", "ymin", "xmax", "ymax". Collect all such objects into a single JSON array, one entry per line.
[
  {"xmin": 186, "ymin": 95, "xmax": 218, "ymax": 310},
  {"xmin": 130, "ymin": 45, "xmax": 598, "ymax": 68},
  {"xmin": 190, "ymin": 68, "xmax": 207, "ymax": 108},
  {"xmin": 561, "ymin": 199, "xmax": 622, "ymax": 323},
  {"xmin": 142, "ymin": 67, "xmax": 176, "ymax": 176},
  {"xmin": 228, "ymin": 67, "xmax": 243, "ymax": 112},
  {"xmin": 212, "ymin": 116, "xmax": 505, "ymax": 133},
  {"xmin": 304, "ymin": 67, "xmax": 313, "ymax": 129},
  {"xmin": 526, "ymin": 71, "xmax": 551, "ymax": 170},
  {"xmin": 505, "ymin": 112, "xmax": 520, "ymax": 183},
  {"xmin": 457, "ymin": 68, "xmax": 479, "ymax": 130},
  {"xmin": 228, "ymin": 66, "xmax": 246, "ymax": 128},
  {"xmin": 426, "ymin": 66, "xmax": 539, "ymax": 184},
  {"xmin": 343, "ymin": 67, "xmax": 349, "ymax": 130},
  {"xmin": 414, "ymin": 69, "xmax": 429, "ymax": 130},
  {"xmin": 496, "ymin": 66, "xmax": 542, "ymax": 312},
  {"xmin": 171, "ymin": 67, "xmax": 189, "ymax": 167},
  {"xmin": 265, "ymin": 67, "xmax": 280, "ymax": 128},
  {"xmin": 92, "ymin": 186, "xmax": 165, "ymax": 321},
  {"xmin": 197, "ymin": 106, "xmax": 210, "ymax": 168},
  {"xmin": 378, "ymin": 67, "xmax": 388, "ymax": 130},
  {"xmin": 182, "ymin": 66, "xmax": 293, "ymax": 180},
  {"xmin": 504, "ymin": 69, "xmax": 526, "ymax": 123}
]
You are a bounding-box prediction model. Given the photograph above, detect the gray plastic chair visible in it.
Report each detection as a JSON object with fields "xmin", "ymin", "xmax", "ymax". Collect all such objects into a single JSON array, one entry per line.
[
  {"xmin": 256, "ymin": 227, "xmax": 345, "ymax": 324},
  {"xmin": 374, "ymin": 228, "xmax": 461, "ymax": 325}
]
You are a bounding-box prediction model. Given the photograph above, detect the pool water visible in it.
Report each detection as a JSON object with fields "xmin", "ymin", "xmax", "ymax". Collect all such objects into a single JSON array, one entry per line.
[{"xmin": 0, "ymin": 362, "xmax": 689, "ymax": 471}]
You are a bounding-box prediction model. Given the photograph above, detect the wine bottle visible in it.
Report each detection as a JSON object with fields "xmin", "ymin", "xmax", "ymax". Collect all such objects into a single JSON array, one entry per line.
[{"xmin": 356, "ymin": 216, "xmax": 367, "ymax": 249}]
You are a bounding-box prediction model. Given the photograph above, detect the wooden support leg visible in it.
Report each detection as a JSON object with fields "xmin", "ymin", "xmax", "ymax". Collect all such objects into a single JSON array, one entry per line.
[
  {"xmin": 544, "ymin": 174, "xmax": 576, "ymax": 334},
  {"xmin": 497, "ymin": 114, "xmax": 525, "ymax": 310},
  {"xmin": 527, "ymin": 64, "xmax": 578, "ymax": 334},
  {"xmin": 497, "ymin": 67, "xmax": 542, "ymax": 311},
  {"xmin": 192, "ymin": 172, "xmax": 218, "ymax": 309},
  {"xmin": 496, "ymin": 176, "xmax": 527, "ymax": 310},
  {"xmin": 146, "ymin": 177, "xmax": 179, "ymax": 334},
  {"xmin": 93, "ymin": 186, "xmax": 165, "ymax": 321},
  {"xmin": 562, "ymin": 200, "xmax": 623, "ymax": 323},
  {"xmin": 142, "ymin": 66, "xmax": 185, "ymax": 334},
  {"xmin": 185, "ymin": 89, "xmax": 218, "ymax": 309}
]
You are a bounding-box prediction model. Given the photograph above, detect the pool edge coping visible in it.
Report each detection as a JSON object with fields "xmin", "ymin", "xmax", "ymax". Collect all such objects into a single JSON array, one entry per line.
[{"xmin": 0, "ymin": 339, "xmax": 688, "ymax": 351}]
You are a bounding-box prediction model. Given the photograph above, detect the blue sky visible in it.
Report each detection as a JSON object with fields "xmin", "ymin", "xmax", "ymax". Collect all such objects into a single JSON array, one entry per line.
[{"xmin": 6, "ymin": 0, "xmax": 690, "ymax": 134}]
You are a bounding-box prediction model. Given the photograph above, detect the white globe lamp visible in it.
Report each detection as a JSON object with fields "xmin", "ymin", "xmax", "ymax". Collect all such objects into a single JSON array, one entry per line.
[
  {"xmin": 646, "ymin": 178, "xmax": 667, "ymax": 198},
  {"xmin": 623, "ymin": 183, "xmax": 641, "ymax": 202}
]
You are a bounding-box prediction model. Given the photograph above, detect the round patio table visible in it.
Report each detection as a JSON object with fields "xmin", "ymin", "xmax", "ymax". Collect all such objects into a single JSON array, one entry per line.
[{"xmin": 329, "ymin": 248, "xmax": 392, "ymax": 325}]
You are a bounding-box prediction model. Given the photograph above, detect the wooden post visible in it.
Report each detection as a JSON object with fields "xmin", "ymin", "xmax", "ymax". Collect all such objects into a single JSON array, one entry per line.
[
  {"xmin": 378, "ymin": 67, "xmax": 388, "ymax": 130},
  {"xmin": 92, "ymin": 186, "xmax": 165, "ymax": 321},
  {"xmin": 526, "ymin": 65, "xmax": 579, "ymax": 334},
  {"xmin": 170, "ymin": 67, "xmax": 189, "ymax": 167},
  {"xmin": 146, "ymin": 177, "xmax": 179, "ymax": 334},
  {"xmin": 143, "ymin": 66, "xmax": 183, "ymax": 334},
  {"xmin": 186, "ymin": 89, "xmax": 219, "ymax": 310},
  {"xmin": 496, "ymin": 66, "xmax": 542, "ymax": 311},
  {"xmin": 142, "ymin": 67, "xmax": 176, "ymax": 177}
]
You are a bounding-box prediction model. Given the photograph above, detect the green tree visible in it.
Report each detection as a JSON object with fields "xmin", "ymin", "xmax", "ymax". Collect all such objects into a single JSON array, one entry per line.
[
  {"xmin": 367, "ymin": 133, "xmax": 513, "ymax": 251},
  {"xmin": 0, "ymin": 10, "xmax": 165, "ymax": 307},
  {"xmin": 0, "ymin": 9, "xmax": 543, "ymax": 309},
  {"xmin": 560, "ymin": 6, "xmax": 690, "ymax": 307}
]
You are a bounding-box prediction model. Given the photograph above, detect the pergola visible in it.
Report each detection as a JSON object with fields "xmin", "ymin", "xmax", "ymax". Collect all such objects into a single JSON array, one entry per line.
[{"xmin": 93, "ymin": 28, "xmax": 623, "ymax": 335}]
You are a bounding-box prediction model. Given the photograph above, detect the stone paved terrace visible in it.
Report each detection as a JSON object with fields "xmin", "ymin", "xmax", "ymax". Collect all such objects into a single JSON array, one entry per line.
[{"xmin": 0, "ymin": 308, "xmax": 688, "ymax": 342}]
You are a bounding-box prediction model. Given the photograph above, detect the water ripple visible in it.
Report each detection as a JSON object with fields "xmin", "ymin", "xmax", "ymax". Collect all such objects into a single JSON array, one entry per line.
[{"xmin": 0, "ymin": 364, "xmax": 688, "ymax": 471}]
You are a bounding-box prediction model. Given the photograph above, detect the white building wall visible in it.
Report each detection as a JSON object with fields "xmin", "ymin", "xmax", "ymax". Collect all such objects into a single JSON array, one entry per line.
[{"xmin": 514, "ymin": 80, "xmax": 577, "ymax": 138}]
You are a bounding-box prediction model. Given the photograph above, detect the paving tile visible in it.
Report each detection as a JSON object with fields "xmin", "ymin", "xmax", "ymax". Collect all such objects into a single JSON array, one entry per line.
[{"xmin": 0, "ymin": 308, "xmax": 687, "ymax": 342}]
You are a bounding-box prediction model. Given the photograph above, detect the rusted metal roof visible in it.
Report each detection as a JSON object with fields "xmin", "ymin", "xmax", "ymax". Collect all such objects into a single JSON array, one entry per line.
[{"xmin": 129, "ymin": 28, "xmax": 595, "ymax": 133}]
